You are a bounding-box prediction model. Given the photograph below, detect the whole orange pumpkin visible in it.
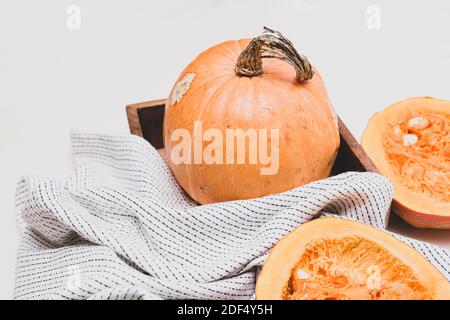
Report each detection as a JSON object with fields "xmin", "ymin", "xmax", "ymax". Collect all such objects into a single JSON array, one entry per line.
[{"xmin": 164, "ymin": 28, "xmax": 340, "ymax": 204}]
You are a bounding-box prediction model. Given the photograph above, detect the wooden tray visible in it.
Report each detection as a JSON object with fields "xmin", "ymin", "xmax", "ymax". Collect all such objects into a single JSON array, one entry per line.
[{"xmin": 126, "ymin": 98, "xmax": 379, "ymax": 177}]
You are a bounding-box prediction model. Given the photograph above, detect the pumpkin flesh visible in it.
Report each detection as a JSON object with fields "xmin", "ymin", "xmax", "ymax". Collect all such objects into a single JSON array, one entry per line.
[
  {"xmin": 287, "ymin": 236, "xmax": 432, "ymax": 300},
  {"xmin": 384, "ymin": 111, "xmax": 449, "ymax": 203},
  {"xmin": 256, "ymin": 218, "xmax": 450, "ymax": 300},
  {"xmin": 362, "ymin": 97, "xmax": 450, "ymax": 228}
]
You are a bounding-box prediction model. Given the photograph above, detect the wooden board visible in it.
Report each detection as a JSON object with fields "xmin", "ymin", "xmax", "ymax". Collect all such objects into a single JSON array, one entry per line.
[{"xmin": 126, "ymin": 99, "xmax": 380, "ymax": 176}]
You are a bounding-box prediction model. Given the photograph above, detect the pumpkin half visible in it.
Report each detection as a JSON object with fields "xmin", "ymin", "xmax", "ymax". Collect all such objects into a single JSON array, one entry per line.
[
  {"xmin": 362, "ymin": 97, "xmax": 450, "ymax": 229},
  {"xmin": 163, "ymin": 28, "xmax": 340, "ymax": 204},
  {"xmin": 256, "ymin": 218, "xmax": 450, "ymax": 300}
]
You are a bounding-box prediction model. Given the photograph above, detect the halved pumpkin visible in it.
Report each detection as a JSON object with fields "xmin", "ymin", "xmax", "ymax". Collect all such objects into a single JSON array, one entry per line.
[
  {"xmin": 362, "ymin": 97, "xmax": 450, "ymax": 229},
  {"xmin": 256, "ymin": 218, "xmax": 449, "ymax": 300}
]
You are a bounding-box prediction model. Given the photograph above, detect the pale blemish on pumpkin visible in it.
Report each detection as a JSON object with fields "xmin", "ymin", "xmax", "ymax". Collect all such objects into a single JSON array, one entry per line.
[{"xmin": 170, "ymin": 73, "xmax": 196, "ymax": 106}]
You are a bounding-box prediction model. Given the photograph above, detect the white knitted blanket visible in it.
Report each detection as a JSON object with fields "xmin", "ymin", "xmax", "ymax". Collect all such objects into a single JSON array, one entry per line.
[{"xmin": 14, "ymin": 133, "xmax": 450, "ymax": 300}]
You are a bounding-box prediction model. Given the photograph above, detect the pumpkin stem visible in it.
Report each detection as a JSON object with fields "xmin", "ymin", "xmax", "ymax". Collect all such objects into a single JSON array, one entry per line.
[{"xmin": 235, "ymin": 27, "xmax": 314, "ymax": 82}]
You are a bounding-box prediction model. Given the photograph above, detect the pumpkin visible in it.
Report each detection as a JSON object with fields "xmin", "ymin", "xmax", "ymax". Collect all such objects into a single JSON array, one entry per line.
[
  {"xmin": 362, "ymin": 97, "xmax": 450, "ymax": 229},
  {"xmin": 163, "ymin": 28, "xmax": 340, "ymax": 204},
  {"xmin": 256, "ymin": 217, "xmax": 450, "ymax": 300}
]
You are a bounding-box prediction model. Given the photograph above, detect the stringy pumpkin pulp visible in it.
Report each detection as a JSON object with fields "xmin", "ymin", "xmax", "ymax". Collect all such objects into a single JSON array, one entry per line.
[
  {"xmin": 384, "ymin": 112, "xmax": 450, "ymax": 202},
  {"xmin": 285, "ymin": 236, "xmax": 433, "ymax": 300}
]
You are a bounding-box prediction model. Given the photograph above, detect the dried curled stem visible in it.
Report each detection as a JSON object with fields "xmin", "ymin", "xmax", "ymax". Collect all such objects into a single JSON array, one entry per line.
[{"xmin": 235, "ymin": 27, "xmax": 314, "ymax": 82}]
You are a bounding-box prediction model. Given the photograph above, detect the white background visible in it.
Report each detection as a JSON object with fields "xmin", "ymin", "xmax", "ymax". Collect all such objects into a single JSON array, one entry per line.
[{"xmin": 1, "ymin": 0, "xmax": 449, "ymax": 299}]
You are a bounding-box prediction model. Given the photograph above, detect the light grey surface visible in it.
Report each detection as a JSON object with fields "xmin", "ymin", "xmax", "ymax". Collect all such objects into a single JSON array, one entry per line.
[{"xmin": 1, "ymin": 0, "xmax": 449, "ymax": 299}]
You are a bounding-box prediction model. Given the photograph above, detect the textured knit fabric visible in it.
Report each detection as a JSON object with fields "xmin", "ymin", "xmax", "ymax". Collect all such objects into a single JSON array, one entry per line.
[{"xmin": 14, "ymin": 133, "xmax": 450, "ymax": 300}]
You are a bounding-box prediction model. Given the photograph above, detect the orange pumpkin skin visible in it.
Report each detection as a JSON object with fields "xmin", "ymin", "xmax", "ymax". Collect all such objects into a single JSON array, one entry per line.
[
  {"xmin": 256, "ymin": 218, "xmax": 450, "ymax": 300},
  {"xmin": 393, "ymin": 200, "xmax": 450, "ymax": 229},
  {"xmin": 163, "ymin": 38, "xmax": 340, "ymax": 204},
  {"xmin": 362, "ymin": 97, "xmax": 450, "ymax": 229}
]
